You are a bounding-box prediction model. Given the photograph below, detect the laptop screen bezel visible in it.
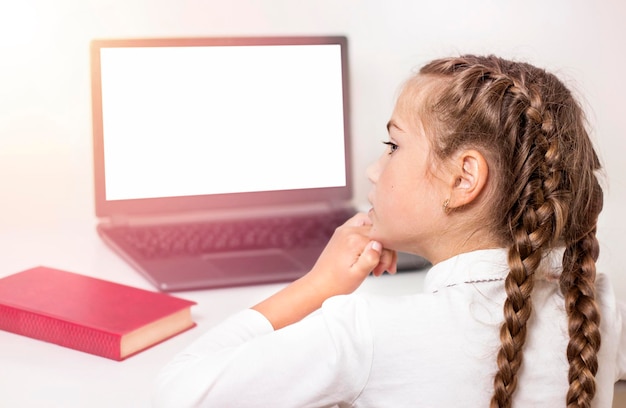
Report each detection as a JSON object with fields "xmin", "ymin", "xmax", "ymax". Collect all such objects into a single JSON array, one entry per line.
[{"xmin": 90, "ymin": 35, "xmax": 352, "ymax": 217}]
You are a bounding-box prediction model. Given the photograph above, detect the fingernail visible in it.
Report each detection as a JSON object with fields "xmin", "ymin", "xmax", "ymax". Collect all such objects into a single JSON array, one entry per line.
[{"xmin": 371, "ymin": 241, "xmax": 382, "ymax": 253}]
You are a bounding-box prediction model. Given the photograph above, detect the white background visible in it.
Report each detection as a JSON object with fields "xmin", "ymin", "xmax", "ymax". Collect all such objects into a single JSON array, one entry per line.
[{"xmin": 0, "ymin": 0, "xmax": 624, "ymax": 298}]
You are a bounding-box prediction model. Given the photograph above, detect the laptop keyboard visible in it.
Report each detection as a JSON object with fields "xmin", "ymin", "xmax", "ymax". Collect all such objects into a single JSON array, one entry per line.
[{"xmin": 103, "ymin": 209, "xmax": 355, "ymax": 260}]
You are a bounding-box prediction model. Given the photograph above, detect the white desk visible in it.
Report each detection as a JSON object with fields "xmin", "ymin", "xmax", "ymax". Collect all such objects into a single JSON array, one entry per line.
[
  {"xmin": 0, "ymin": 224, "xmax": 623, "ymax": 407},
  {"xmin": 0, "ymin": 223, "xmax": 427, "ymax": 408}
]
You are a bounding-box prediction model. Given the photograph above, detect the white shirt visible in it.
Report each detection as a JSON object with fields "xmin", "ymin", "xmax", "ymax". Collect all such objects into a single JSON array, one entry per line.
[{"xmin": 153, "ymin": 249, "xmax": 626, "ymax": 407}]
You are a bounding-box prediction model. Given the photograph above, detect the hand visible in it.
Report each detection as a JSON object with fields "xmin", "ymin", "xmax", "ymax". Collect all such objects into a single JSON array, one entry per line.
[
  {"xmin": 306, "ymin": 212, "xmax": 397, "ymax": 298},
  {"xmin": 252, "ymin": 213, "xmax": 396, "ymax": 330}
]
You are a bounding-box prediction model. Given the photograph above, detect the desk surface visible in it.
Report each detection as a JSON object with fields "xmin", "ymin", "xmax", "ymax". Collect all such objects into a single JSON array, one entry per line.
[
  {"xmin": 0, "ymin": 223, "xmax": 427, "ymax": 408},
  {"xmin": 0, "ymin": 224, "xmax": 623, "ymax": 407}
]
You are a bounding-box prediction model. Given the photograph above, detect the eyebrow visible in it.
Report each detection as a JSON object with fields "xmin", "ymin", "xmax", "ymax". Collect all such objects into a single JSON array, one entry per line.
[{"xmin": 386, "ymin": 120, "xmax": 401, "ymax": 133}]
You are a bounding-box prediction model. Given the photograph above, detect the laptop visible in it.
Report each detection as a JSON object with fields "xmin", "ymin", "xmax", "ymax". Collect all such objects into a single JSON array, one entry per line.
[{"xmin": 90, "ymin": 35, "xmax": 428, "ymax": 292}]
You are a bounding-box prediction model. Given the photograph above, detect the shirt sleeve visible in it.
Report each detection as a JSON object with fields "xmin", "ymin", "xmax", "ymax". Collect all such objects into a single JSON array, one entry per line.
[{"xmin": 153, "ymin": 295, "xmax": 373, "ymax": 408}]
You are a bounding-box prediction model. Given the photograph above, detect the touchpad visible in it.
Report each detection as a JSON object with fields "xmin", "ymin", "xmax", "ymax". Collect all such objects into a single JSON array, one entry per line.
[{"xmin": 203, "ymin": 250, "xmax": 306, "ymax": 279}]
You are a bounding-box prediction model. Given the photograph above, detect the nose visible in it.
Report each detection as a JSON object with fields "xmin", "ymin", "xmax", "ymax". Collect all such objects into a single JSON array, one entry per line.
[{"xmin": 366, "ymin": 158, "xmax": 380, "ymax": 184}]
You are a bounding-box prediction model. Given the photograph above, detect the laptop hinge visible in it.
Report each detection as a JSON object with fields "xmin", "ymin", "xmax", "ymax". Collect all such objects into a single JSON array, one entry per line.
[
  {"xmin": 100, "ymin": 201, "xmax": 353, "ymax": 228},
  {"xmin": 104, "ymin": 215, "xmax": 131, "ymax": 227}
]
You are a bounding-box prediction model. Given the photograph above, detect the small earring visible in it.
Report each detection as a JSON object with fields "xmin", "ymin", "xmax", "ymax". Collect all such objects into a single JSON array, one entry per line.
[{"xmin": 442, "ymin": 198, "xmax": 450, "ymax": 214}]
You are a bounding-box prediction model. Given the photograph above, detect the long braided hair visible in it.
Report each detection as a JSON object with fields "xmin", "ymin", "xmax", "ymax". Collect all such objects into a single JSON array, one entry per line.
[{"xmin": 416, "ymin": 55, "xmax": 603, "ymax": 407}]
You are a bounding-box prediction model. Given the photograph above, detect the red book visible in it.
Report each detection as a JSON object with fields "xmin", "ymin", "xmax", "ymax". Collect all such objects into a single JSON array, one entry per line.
[{"xmin": 0, "ymin": 266, "xmax": 196, "ymax": 361}]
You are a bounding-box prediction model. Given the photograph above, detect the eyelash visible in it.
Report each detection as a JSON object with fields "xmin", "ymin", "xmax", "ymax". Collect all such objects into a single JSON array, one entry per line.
[{"xmin": 382, "ymin": 141, "xmax": 398, "ymax": 154}]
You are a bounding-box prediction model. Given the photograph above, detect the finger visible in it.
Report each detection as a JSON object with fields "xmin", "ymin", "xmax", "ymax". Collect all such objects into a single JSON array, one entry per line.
[
  {"xmin": 388, "ymin": 250, "xmax": 398, "ymax": 274},
  {"xmin": 371, "ymin": 248, "xmax": 396, "ymax": 276},
  {"xmin": 372, "ymin": 264, "xmax": 385, "ymax": 277},
  {"xmin": 344, "ymin": 212, "xmax": 372, "ymax": 227},
  {"xmin": 352, "ymin": 240, "xmax": 383, "ymax": 275}
]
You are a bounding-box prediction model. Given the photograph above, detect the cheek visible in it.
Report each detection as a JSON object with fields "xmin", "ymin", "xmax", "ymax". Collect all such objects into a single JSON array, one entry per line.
[
  {"xmin": 375, "ymin": 171, "xmax": 440, "ymax": 231},
  {"xmin": 381, "ymin": 166, "xmax": 424, "ymax": 206},
  {"xmin": 373, "ymin": 170, "xmax": 421, "ymax": 227}
]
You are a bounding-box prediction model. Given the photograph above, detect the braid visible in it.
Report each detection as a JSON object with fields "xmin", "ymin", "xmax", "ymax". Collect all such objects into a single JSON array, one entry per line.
[
  {"xmin": 418, "ymin": 55, "xmax": 603, "ymax": 407},
  {"xmin": 492, "ymin": 76, "xmax": 563, "ymax": 408},
  {"xmin": 562, "ymin": 236, "xmax": 601, "ymax": 408},
  {"xmin": 561, "ymin": 178, "xmax": 603, "ymax": 407}
]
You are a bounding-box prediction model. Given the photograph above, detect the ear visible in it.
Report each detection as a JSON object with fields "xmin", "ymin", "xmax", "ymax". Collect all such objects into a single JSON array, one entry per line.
[{"xmin": 447, "ymin": 149, "xmax": 488, "ymax": 210}]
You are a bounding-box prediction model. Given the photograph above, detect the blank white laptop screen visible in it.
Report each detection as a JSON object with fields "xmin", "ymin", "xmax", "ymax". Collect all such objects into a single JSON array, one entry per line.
[{"xmin": 99, "ymin": 43, "xmax": 346, "ymax": 201}]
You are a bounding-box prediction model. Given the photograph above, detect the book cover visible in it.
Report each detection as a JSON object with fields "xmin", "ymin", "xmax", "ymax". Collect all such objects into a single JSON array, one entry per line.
[{"xmin": 0, "ymin": 266, "xmax": 196, "ymax": 361}]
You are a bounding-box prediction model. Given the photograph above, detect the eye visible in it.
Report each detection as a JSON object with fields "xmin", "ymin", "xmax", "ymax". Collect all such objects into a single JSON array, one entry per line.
[{"xmin": 382, "ymin": 140, "xmax": 398, "ymax": 155}]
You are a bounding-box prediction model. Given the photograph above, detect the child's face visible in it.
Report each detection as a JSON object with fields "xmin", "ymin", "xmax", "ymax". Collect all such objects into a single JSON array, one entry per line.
[{"xmin": 366, "ymin": 78, "xmax": 448, "ymax": 259}]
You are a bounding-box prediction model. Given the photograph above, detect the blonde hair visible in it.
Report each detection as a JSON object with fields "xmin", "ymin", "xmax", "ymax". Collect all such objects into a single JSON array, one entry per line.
[{"xmin": 414, "ymin": 55, "xmax": 603, "ymax": 407}]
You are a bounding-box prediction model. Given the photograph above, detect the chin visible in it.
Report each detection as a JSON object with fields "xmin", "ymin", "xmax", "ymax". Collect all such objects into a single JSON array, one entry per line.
[
  {"xmin": 369, "ymin": 228, "xmax": 392, "ymax": 248},
  {"xmin": 371, "ymin": 230, "xmax": 411, "ymax": 253}
]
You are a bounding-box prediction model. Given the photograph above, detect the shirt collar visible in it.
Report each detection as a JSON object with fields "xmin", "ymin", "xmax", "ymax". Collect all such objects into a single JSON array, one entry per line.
[
  {"xmin": 423, "ymin": 248, "xmax": 510, "ymax": 293},
  {"xmin": 424, "ymin": 247, "xmax": 565, "ymax": 293}
]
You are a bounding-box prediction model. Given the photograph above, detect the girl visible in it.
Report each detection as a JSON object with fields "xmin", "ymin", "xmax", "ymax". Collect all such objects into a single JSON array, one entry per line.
[{"xmin": 154, "ymin": 55, "xmax": 626, "ymax": 407}]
